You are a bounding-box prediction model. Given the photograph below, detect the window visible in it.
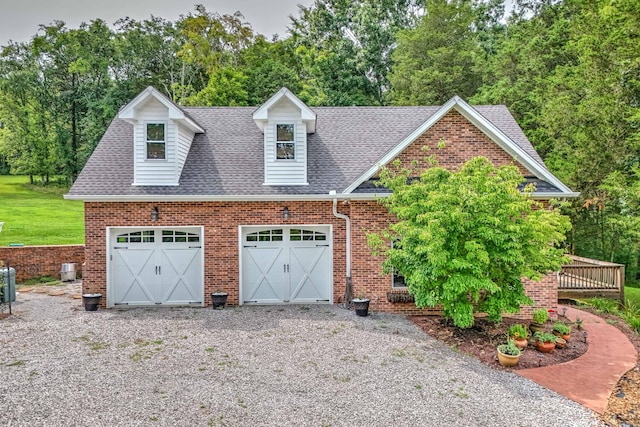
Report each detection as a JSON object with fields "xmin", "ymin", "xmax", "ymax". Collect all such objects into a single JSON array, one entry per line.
[
  {"xmin": 246, "ymin": 229, "xmax": 284, "ymax": 242},
  {"xmin": 276, "ymin": 124, "xmax": 295, "ymax": 160},
  {"xmin": 162, "ymin": 230, "xmax": 199, "ymax": 243},
  {"xmin": 116, "ymin": 230, "xmax": 155, "ymax": 243},
  {"xmin": 290, "ymin": 229, "xmax": 327, "ymax": 241},
  {"xmin": 390, "ymin": 240, "xmax": 407, "ymax": 288},
  {"xmin": 146, "ymin": 123, "xmax": 166, "ymax": 159}
]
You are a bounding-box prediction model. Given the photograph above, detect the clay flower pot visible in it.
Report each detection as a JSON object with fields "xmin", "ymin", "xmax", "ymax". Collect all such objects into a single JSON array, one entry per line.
[
  {"xmin": 497, "ymin": 348, "xmax": 521, "ymax": 367},
  {"xmin": 512, "ymin": 337, "xmax": 529, "ymax": 350},
  {"xmin": 555, "ymin": 337, "xmax": 567, "ymax": 349},
  {"xmin": 535, "ymin": 340, "xmax": 555, "ymax": 353}
]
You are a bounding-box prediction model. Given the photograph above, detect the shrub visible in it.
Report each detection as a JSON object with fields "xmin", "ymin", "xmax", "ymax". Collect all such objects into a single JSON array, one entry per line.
[
  {"xmin": 552, "ymin": 322, "xmax": 571, "ymax": 335},
  {"xmin": 532, "ymin": 308, "xmax": 549, "ymax": 324}
]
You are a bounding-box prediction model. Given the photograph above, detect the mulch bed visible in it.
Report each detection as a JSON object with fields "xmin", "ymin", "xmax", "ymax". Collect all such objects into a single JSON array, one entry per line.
[
  {"xmin": 411, "ymin": 307, "xmax": 640, "ymax": 427},
  {"xmin": 411, "ymin": 315, "xmax": 587, "ymax": 370}
]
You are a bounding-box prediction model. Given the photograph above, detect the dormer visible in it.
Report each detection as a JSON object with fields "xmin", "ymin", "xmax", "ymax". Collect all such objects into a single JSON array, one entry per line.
[
  {"xmin": 253, "ymin": 88, "xmax": 316, "ymax": 186},
  {"xmin": 118, "ymin": 86, "xmax": 204, "ymax": 186}
]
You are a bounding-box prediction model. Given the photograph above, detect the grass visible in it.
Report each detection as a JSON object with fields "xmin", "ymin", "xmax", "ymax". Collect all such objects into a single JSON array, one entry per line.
[
  {"xmin": 625, "ymin": 286, "xmax": 640, "ymax": 307},
  {"xmin": 578, "ymin": 287, "xmax": 640, "ymax": 334},
  {"xmin": 0, "ymin": 175, "xmax": 84, "ymax": 245}
]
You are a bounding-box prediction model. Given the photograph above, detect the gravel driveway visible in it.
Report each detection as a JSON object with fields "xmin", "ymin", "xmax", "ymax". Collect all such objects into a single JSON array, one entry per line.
[{"xmin": 0, "ymin": 292, "xmax": 602, "ymax": 426}]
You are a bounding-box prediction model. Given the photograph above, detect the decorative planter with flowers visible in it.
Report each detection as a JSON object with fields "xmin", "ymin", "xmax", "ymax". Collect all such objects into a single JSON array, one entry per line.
[
  {"xmin": 534, "ymin": 331, "xmax": 557, "ymax": 353},
  {"xmin": 508, "ymin": 324, "xmax": 529, "ymax": 349},
  {"xmin": 497, "ymin": 340, "xmax": 522, "ymax": 367}
]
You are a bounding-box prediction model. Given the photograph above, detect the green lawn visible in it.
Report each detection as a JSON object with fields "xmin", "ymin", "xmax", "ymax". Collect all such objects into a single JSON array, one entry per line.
[
  {"xmin": 626, "ymin": 286, "xmax": 640, "ymax": 307},
  {"xmin": 0, "ymin": 175, "xmax": 84, "ymax": 245}
]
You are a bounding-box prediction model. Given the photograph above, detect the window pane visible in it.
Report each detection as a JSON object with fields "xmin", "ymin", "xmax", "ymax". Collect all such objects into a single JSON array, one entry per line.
[
  {"xmin": 246, "ymin": 235, "xmax": 257, "ymax": 242},
  {"xmin": 276, "ymin": 124, "xmax": 294, "ymax": 141},
  {"xmin": 147, "ymin": 123, "xmax": 165, "ymax": 141},
  {"xmin": 147, "ymin": 142, "xmax": 165, "ymax": 159},
  {"xmin": 276, "ymin": 143, "xmax": 295, "ymax": 160}
]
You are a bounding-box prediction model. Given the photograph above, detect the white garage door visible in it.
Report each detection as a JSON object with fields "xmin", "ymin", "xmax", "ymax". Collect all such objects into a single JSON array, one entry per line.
[
  {"xmin": 109, "ymin": 228, "xmax": 203, "ymax": 306},
  {"xmin": 241, "ymin": 226, "xmax": 333, "ymax": 304}
]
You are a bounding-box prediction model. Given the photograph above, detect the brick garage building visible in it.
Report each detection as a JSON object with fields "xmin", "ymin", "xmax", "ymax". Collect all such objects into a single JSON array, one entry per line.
[{"xmin": 67, "ymin": 87, "xmax": 578, "ymax": 314}]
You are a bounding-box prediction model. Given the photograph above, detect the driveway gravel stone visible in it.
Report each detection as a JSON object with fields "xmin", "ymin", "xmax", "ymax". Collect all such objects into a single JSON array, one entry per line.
[{"xmin": 0, "ymin": 292, "xmax": 603, "ymax": 426}]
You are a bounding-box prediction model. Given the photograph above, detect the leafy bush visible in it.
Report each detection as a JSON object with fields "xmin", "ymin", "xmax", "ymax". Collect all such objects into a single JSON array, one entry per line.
[
  {"xmin": 508, "ymin": 324, "xmax": 529, "ymax": 339},
  {"xmin": 532, "ymin": 308, "xmax": 549, "ymax": 324},
  {"xmin": 368, "ymin": 157, "xmax": 571, "ymax": 328},
  {"xmin": 552, "ymin": 322, "xmax": 571, "ymax": 335},
  {"xmin": 534, "ymin": 331, "xmax": 557, "ymax": 343},
  {"xmin": 498, "ymin": 340, "xmax": 521, "ymax": 356}
]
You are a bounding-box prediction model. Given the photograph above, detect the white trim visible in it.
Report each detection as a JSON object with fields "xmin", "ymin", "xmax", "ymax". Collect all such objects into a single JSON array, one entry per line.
[
  {"xmin": 342, "ymin": 96, "xmax": 576, "ymax": 196},
  {"xmin": 65, "ymin": 189, "xmax": 577, "ymax": 202},
  {"xmin": 105, "ymin": 226, "xmax": 205, "ymax": 308},
  {"xmin": 252, "ymin": 87, "xmax": 316, "ymax": 133},
  {"xmin": 118, "ymin": 86, "xmax": 204, "ymax": 133}
]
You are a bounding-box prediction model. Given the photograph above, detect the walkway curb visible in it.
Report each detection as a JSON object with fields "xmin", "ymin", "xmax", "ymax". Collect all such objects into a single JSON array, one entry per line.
[{"xmin": 518, "ymin": 305, "xmax": 637, "ymax": 414}]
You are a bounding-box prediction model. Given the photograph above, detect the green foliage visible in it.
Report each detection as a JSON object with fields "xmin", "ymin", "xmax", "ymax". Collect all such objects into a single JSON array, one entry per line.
[
  {"xmin": 552, "ymin": 322, "xmax": 571, "ymax": 335},
  {"xmin": 534, "ymin": 331, "xmax": 557, "ymax": 344},
  {"xmin": 497, "ymin": 339, "xmax": 521, "ymax": 357},
  {"xmin": 508, "ymin": 324, "xmax": 529, "ymax": 339},
  {"xmin": 368, "ymin": 156, "xmax": 571, "ymax": 328},
  {"xmin": 0, "ymin": 175, "xmax": 84, "ymax": 245},
  {"xmin": 532, "ymin": 308, "xmax": 550, "ymax": 325},
  {"xmin": 389, "ymin": 0, "xmax": 486, "ymax": 105}
]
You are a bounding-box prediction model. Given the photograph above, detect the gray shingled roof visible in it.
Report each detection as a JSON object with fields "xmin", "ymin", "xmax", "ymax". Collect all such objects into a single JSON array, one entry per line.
[{"xmin": 68, "ymin": 105, "xmax": 550, "ymax": 198}]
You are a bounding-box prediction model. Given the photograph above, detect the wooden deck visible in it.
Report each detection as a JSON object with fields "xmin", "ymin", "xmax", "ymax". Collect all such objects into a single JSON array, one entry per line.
[{"xmin": 558, "ymin": 255, "xmax": 625, "ymax": 304}]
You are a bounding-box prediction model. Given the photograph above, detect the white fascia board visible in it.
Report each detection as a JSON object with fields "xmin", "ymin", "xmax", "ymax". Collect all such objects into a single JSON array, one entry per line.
[
  {"xmin": 118, "ymin": 86, "xmax": 204, "ymax": 133},
  {"xmin": 253, "ymin": 87, "xmax": 316, "ymax": 133},
  {"xmin": 343, "ymin": 96, "xmax": 575, "ymax": 196},
  {"xmin": 64, "ymin": 193, "xmax": 367, "ymax": 202}
]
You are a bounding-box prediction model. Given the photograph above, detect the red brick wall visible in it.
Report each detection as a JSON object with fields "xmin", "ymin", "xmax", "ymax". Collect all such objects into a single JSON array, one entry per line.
[
  {"xmin": 0, "ymin": 245, "xmax": 84, "ymax": 282},
  {"xmin": 394, "ymin": 110, "xmax": 530, "ymax": 174},
  {"xmin": 83, "ymin": 201, "xmax": 349, "ymax": 306}
]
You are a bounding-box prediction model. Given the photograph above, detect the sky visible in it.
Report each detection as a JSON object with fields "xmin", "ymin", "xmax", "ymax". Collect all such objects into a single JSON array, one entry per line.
[{"xmin": 0, "ymin": 0, "xmax": 314, "ymax": 45}]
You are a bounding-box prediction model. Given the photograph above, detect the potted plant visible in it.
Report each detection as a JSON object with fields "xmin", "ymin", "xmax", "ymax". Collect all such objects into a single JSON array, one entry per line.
[
  {"xmin": 211, "ymin": 290, "xmax": 228, "ymax": 309},
  {"xmin": 530, "ymin": 308, "xmax": 549, "ymax": 334},
  {"xmin": 82, "ymin": 293, "xmax": 103, "ymax": 311},
  {"xmin": 534, "ymin": 331, "xmax": 557, "ymax": 353},
  {"xmin": 352, "ymin": 296, "xmax": 370, "ymax": 317},
  {"xmin": 508, "ymin": 324, "xmax": 529, "ymax": 349},
  {"xmin": 552, "ymin": 322, "xmax": 571, "ymax": 341},
  {"xmin": 497, "ymin": 339, "xmax": 522, "ymax": 367}
]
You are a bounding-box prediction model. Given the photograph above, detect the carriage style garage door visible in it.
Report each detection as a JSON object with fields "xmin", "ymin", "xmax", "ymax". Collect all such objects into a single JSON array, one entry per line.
[
  {"xmin": 240, "ymin": 226, "xmax": 333, "ymax": 304},
  {"xmin": 109, "ymin": 228, "xmax": 203, "ymax": 306}
]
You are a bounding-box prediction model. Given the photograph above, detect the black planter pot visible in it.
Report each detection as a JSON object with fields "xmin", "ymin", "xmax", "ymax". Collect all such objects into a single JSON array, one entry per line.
[
  {"xmin": 82, "ymin": 293, "xmax": 103, "ymax": 311},
  {"xmin": 211, "ymin": 292, "xmax": 228, "ymax": 309},
  {"xmin": 352, "ymin": 298, "xmax": 370, "ymax": 317}
]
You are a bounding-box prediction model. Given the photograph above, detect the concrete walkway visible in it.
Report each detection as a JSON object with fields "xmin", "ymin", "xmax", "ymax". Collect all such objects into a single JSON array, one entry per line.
[{"xmin": 518, "ymin": 305, "xmax": 637, "ymax": 414}]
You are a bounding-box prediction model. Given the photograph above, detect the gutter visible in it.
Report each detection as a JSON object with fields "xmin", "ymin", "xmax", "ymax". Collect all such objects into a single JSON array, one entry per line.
[{"xmin": 330, "ymin": 190, "xmax": 352, "ymax": 303}]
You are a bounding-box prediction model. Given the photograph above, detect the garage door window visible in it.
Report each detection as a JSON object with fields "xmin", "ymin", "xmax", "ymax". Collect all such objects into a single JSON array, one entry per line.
[
  {"xmin": 116, "ymin": 230, "xmax": 155, "ymax": 243},
  {"xmin": 246, "ymin": 229, "xmax": 283, "ymax": 242},
  {"xmin": 290, "ymin": 229, "xmax": 326, "ymax": 241},
  {"xmin": 162, "ymin": 230, "xmax": 200, "ymax": 243}
]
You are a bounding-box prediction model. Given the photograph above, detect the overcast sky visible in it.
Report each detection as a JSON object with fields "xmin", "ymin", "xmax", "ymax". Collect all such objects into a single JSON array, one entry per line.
[{"xmin": 0, "ymin": 0, "xmax": 314, "ymax": 45}]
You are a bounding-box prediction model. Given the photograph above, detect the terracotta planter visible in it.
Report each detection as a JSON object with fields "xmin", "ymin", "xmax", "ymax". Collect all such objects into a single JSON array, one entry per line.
[
  {"xmin": 555, "ymin": 337, "xmax": 567, "ymax": 349},
  {"xmin": 512, "ymin": 337, "xmax": 529, "ymax": 350},
  {"xmin": 497, "ymin": 349, "xmax": 521, "ymax": 367},
  {"xmin": 553, "ymin": 331, "xmax": 571, "ymax": 341},
  {"xmin": 529, "ymin": 323, "xmax": 546, "ymax": 334},
  {"xmin": 535, "ymin": 340, "xmax": 555, "ymax": 353}
]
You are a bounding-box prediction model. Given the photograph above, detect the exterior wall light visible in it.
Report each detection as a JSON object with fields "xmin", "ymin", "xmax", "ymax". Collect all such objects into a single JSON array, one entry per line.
[
  {"xmin": 151, "ymin": 207, "xmax": 159, "ymax": 222},
  {"xmin": 283, "ymin": 207, "xmax": 289, "ymax": 221}
]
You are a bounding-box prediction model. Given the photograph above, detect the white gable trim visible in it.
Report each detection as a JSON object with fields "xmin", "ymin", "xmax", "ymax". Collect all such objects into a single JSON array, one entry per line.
[
  {"xmin": 118, "ymin": 86, "xmax": 204, "ymax": 133},
  {"xmin": 342, "ymin": 96, "xmax": 575, "ymax": 196},
  {"xmin": 253, "ymin": 87, "xmax": 316, "ymax": 133}
]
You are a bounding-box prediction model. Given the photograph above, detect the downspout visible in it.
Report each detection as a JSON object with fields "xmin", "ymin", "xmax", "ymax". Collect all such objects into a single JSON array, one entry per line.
[{"xmin": 330, "ymin": 191, "xmax": 352, "ymax": 303}]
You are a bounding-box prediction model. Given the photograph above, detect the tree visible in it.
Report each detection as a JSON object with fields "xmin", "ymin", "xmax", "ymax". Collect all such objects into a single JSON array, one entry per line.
[
  {"xmin": 368, "ymin": 156, "xmax": 571, "ymax": 328},
  {"xmin": 389, "ymin": 0, "xmax": 489, "ymax": 105}
]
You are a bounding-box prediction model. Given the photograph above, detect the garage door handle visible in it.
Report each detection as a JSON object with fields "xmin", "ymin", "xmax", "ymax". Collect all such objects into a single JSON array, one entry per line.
[
  {"xmin": 244, "ymin": 245, "xmax": 257, "ymax": 248},
  {"xmin": 316, "ymin": 244, "xmax": 330, "ymax": 247},
  {"xmin": 114, "ymin": 246, "xmax": 128, "ymax": 250}
]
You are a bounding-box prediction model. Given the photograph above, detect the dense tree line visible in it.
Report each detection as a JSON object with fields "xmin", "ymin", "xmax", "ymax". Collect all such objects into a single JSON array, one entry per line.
[{"xmin": 0, "ymin": 0, "xmax": 638, "ymax": 279}]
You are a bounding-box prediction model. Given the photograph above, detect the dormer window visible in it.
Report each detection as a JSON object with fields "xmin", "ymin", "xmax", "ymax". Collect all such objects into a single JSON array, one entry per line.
[
  {"xmin": 276, "ymin": 124, "xmax": 295, "ymax": 160},
  {"xmin": 146, "ymin": 123, "xmax": 166, "ymax": 160}
]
